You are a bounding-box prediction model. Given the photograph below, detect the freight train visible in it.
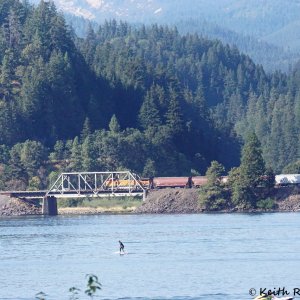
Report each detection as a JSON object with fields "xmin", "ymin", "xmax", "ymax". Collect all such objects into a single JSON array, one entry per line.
[
  {"xmin": 103, "ymin": 174, "xmax": 300, "ymax": 191},
  {"xmin": 275, "ymin": 174, "xmax": 300, "ymax": 186},
  {"xmin": 104, "ymin": 176, "xmax": 228, "ymax": 190}
]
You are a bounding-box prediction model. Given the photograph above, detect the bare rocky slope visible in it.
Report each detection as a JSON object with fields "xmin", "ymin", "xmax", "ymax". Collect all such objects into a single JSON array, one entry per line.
[
  {"xmin": 0, "ymin": 195, "xmax": 41, "ymax": 216},
  {"xmin": 272, "ymin": 186, "xmax": 300, "ymax": 211},
  {"xmin": 136, "ymin": 187, "xmax": 300, "ymax": 213},
  {"xmin": 136, "ymin": 189, "xmax": 203, "ymax": 214}
]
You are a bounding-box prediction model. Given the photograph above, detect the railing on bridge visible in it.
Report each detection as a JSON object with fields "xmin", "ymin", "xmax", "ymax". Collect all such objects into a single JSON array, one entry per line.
[{"xmin": 46, "ymin": 171, "xmax": 146, "ymax": 198}]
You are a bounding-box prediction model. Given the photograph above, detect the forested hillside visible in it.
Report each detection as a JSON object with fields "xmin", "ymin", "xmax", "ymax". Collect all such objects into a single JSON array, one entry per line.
[
  {"xmin": 175, "ymin": 19, "xmax": 299, "ymax": 72},
  {"xmin": 0, "ymin": 0, "xmax": 300, "ymax": 190},
  {"xmin": 64, "ymin": 14, "xmax": 298, "ymax": 72},
  {"xmin": 29, "ymin": 0, "xmax": 300, "ymax": 71}
]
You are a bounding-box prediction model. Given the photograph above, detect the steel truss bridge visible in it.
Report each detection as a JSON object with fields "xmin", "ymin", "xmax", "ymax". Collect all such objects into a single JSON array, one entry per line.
[
  {"xmin": 0, "ymin": 171, "xmax": 147, "ymax": 215},
  {"xmin": 47, "ymin": 171, "xmax": 146, "ymax": 198}
]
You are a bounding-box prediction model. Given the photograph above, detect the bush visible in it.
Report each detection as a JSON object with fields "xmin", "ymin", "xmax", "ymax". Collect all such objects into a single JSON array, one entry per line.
[
  {"xmin": 256, "ymin": 198, "xmax": 277, "ymax": 209},
  {"xmin": 199, "ymin": 186, "xmax": 231, "ymax": 211}
]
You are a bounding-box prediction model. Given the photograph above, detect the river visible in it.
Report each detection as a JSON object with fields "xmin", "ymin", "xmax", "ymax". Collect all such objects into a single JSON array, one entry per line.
[{"xmin": 0, "ymin": 213, "xmax": 300, "ymax": 300}]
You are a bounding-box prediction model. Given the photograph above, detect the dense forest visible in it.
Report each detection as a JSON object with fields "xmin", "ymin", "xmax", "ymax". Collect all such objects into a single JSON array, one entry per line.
[
  {"xmin": 1, "ymin": 0, "xmax": 300, "ymax": 191},
  {"xmin": 65, "ymin": 14, "xmax": 299, "ymax": 72},
  {"xmin": 174, "ymin": 19, "xmax": 299, "ymax": 72},
  {"xmin": 64, "ymin": 7, "xmax": 299, "ymax": 72}
]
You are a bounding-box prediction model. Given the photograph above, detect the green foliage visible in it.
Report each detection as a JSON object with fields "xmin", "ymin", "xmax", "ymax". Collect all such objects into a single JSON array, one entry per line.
[
  {"xmin": 283, "ymin": 160, "xmax": 300, "ymax": 174},
  {"xmin": 199, "ymin": 185, "xmax": 230, "ymax": 211},
  {"xmin": 240, "ymin": 132, "xmax": 266, "ymax": 188},
  {"xmin": 262, "ymin": 167, "xmax": 276, "ymax": 189},
  {"xmin": 58, "ymin": 198, "xmax": 83, "ymax": 208},
  {"xmin": 69, "ymin": 137, "xmax": 82, "ymax": 171},
  {"xmin": 142, "ymin": 159, "xmax": 157, "ymax": 177},
  {"xmin": 85, "ymin": 274, "xmax": 101, "ymax": 298},
  {"xmin": 256, "ymin": 197, "xmax": 277, "ymax": 210},
  {"xmin": 49, "ymin": 140, "xmax": 65, "ymax": 161},
  {"xmin": 1, "ymin": 1, "xmax": 300, "ymax": 189},
  {"xmin": 206, "ymin": 160, "xmax": 225, "ymax": 186},
  {"xmin": 199, "ymin": 161, "xmax": 230, "ymax": 211},
  {"xmin": 81, "ymin": 135, "xmax": 95, "ymax": 171},
  {"xmin": 57, "ymin": 196, "xmax": 142, "ymax": 209},
  {"xmin": 80, "ymin": 117, "xmax": 91, "ymax": 141},
  {"xmin": 138, "ymin": 88, "xmax": 161, "ymax": 130},
  {"xmin": 34, "ymin": 274, "xmax": 101, "ymax": 299},
  {"xmin": 229, "ymin": 133, "xmax": 266, "ymax": 208},
  {"xmin": 109, "ymin": 114, "xmax": 120, "ymax": 133},
  {"xmin": 28, "ymin": 176, "xmax": 42, "ymax": 191},
  {"xmin": 0, "ymin": 144, "xmax": 9, "ymax": 163}
]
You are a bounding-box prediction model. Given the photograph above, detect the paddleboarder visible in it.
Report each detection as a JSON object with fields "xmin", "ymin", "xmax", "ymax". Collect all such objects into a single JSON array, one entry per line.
[{"xmin": 119, "ymin": 240, "xmax": 125, "ymax": 254}]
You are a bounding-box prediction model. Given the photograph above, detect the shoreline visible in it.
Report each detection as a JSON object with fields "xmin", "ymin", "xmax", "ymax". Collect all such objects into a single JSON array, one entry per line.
[
  {"xmin": 57, "ymin": 207, "xmax": 300, "ymax": 215},
  {"xmin": 1, "ymin": 187, "xmax": 300, "ymax": 216},
  {"xmin": 1, "ymin": 205, "xmax": 300, "ymax": 217}
]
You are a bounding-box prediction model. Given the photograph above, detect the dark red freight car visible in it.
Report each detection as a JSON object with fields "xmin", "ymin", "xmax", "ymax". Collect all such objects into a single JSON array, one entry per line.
[
  {"xmin": 191, "ymin": 176, "xmax": 208, "ymax": 187},
  {"xmin": 152, "ymin": 177, "xmax": 190, "ymax": 188}
]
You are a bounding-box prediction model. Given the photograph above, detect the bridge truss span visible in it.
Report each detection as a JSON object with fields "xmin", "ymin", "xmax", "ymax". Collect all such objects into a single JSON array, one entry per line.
[{"xmin": 46, "ymin": 171, "xmax": 146, "ymax": 198}]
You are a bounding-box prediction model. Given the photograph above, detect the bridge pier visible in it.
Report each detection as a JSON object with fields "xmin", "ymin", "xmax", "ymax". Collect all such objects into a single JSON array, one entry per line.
[{"xmin": 42, "ymin": 196, "xmax": 58, "ymax": 216}]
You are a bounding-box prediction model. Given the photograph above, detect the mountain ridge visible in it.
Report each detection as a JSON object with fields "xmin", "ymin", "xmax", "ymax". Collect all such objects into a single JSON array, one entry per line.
[{"xmin": 29, "ymin": 0, "xmax": 300, "ymax": 71}]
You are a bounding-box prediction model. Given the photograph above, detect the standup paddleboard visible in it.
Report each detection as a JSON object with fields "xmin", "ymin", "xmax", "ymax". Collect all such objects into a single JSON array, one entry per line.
[{"xmin": 113, "ymin": 251, "xmax": 127, "ymax": 255}]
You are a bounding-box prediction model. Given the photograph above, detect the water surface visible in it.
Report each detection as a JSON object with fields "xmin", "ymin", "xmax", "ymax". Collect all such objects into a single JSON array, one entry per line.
[{"xmin": 0, "ymin": 213, "xmax": 300, "ymax": 299}]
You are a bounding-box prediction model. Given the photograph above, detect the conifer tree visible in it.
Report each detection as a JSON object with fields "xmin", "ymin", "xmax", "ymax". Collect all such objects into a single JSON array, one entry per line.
[
  {"xmin": 240, "ymin": 132, "xmax": 265, "ymax": 187},
  {"xmin": 81, "ymin": 135, "xmax": 95, "ymax": 171},
  {"xmin": 69, "ymin": 137, "xmax": 82, "ymax": 171},
  {"xmin": 138, "ymin": 90, "xmax": 161, "ymax": 130},
  {"xmin": 109, "ymin": 114, "xmax": 120, "ymax": 133},
  {"xmin": 199, "ymin": 161, "xmax": 228, "ymax": 211},
  {"xmin": 230, "ymin": 132, "xmax": 266, "ymax": 208},
  {"xmin": 206, "ymin": 160, "xmax": 225, "ymax": 187},
  {"xmin": 80, "ymin": 117, "xmax": 91, "ymax": 141},
  {"xmin": 165, "ymin": 89, "xmax": 184, "ymax": 135}
]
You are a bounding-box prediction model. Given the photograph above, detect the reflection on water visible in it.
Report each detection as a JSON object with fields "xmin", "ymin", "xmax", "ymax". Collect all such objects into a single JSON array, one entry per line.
[{"xmin": 1, "ymin": 213, "xmax": 300, "ymax": 300}]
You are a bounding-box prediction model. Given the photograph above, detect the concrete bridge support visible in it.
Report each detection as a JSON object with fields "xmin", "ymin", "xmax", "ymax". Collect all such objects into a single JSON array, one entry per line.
[{"xmin": 42, "ymin": 196, "xmax": 58, "ymax": 216}]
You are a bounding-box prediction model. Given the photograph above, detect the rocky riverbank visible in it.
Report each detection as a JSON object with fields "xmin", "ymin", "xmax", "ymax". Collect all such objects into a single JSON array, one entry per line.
[
  {"xmin": 136, "ymin": 187, "xmax": 300, "ymax": 213},
  {"xmin": 0, "ymin": 195, "xmax": 41, "ymax": 216},
  {"xmin": 136, "ymin": 189, "xmax": 203, "ymax": 213}
]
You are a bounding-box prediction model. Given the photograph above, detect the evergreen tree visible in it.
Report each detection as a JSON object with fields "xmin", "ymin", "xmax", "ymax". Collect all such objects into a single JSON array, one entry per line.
[
  {"xmin": 138, "ymin": 89, "xmax": 161, "ymax": 130},
  {"xmin": 230, "ymin": 132, "xmax": 266, "ymax": 208},
  {"xmin": 240, "ymin": 132, "xmax": 265, "ymax": 188},
  {"xmin": 81, "ymin": 135, "xmax": 95, "ymax": 171},
  {"xmin": 49, "ymin": 140, "xmax": 65, "ymax": 161},
  {"xmin": 69, "ymin": 137, "xmax": 82, "ymax": 171},
  {"xmin": 80, "ymin": 117, "xmax": 91, "ymax": 141},
  {"xmin": 199, "ymin": 161, "xmax": 229, "ymax": 211},
  {"xmin": 165, "ymin": 90, "xmax": 184, "ymax": 135},
  {"xmin": 206, "ymin": 160, "xmax": 225, "ymax": 186},
  {"xmin": 109, "ymin": 114, "xmax": 120, "ymax": 133},
  {"xmin": 142, "ymin": 158, "xmax": 157, "ymax": 177}
]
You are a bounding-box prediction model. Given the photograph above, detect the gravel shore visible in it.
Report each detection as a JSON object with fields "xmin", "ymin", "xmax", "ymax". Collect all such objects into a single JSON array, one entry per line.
[{"xmin": 58, "ymin": 206, "xmax": 138, "ymax": 215}]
